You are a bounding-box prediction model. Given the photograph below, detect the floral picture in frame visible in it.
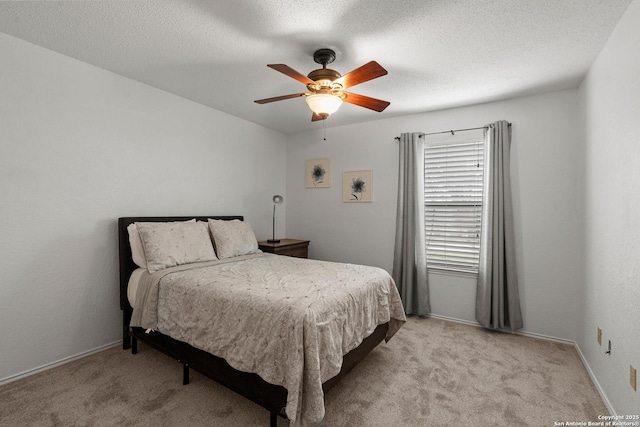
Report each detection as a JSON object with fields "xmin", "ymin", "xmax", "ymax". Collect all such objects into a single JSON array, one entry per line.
[
  {"xmin": 343, "ymin": 170, "xmax": 373, "ymax": 202},
  {"xmin": 305, "ymin": 158, "xmax": 331, "ymax": 188}
]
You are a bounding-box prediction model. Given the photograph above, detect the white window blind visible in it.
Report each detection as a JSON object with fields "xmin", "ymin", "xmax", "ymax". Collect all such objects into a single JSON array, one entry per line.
[{"xmin": 424, "ymin": 139, "xmax": 484, "ymax": 273}]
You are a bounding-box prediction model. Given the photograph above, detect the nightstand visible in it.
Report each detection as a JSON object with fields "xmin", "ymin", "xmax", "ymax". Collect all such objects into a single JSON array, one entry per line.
[{"xmin": 258, "ymin": 239, "xmax": 310, "ymax": 259}]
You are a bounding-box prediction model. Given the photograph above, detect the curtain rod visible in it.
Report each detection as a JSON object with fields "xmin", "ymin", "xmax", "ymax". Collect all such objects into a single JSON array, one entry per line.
[{"xmin": 393, "ymin": 123, "xmax": 511, "ymax": 141}]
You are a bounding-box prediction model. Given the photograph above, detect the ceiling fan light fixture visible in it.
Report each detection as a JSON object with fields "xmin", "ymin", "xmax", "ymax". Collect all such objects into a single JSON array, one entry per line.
[{"xmin": 305, "ymin": 93, "xmax": 343, "ymax": 119}]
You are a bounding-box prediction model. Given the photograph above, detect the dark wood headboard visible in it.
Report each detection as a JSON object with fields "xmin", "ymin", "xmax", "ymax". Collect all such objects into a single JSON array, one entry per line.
[
  {"xmin": 118, "ymin": 216, "xmax": 243, "ymax": 311},
  {"xmin": 117, "ymin": 216, "xmax": 242, "ymax": 348}
]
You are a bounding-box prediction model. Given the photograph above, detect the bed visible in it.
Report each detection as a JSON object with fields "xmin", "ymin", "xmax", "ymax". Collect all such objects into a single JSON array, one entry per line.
[{"xmin": 118, "ymin": 216, "xmax": 406, "ymax": 426}]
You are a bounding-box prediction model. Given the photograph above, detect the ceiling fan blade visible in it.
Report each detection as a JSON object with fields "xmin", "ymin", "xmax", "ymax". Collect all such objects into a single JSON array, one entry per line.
[
  {"xmin": 267, "ymin": 64, "xmax": 316, "ymax": 85},
  {"xmin": 254, "ymin": 93, "xmax": 307, "ymax": 104},
  {"xmin": 311, "ymin": 112, "xmax": 324, "ymax": 121},
  {"xmin": 333, "ymin": 61, "xmax": 388, "ymax": 89},
  {"xmin": 343, "ymin": 92, "xmax": 390, "ymax": 112}
]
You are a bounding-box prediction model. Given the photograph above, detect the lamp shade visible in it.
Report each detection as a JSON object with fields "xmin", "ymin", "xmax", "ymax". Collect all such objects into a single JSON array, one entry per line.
[{"xmin": 305, "ymin": 94, "xmax": 343, "ymax": 118}]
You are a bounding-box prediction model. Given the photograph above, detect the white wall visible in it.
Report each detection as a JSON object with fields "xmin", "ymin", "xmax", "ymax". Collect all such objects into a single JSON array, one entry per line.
[
  {"xmin": 0, "ymin": 33, "xmax": 287, "ymax": 382},
  {"xmin": 286, "ymin": 89, "xmax": 583, "ymax": 341},
  {"xmin": 578, "ymin": 0, "xmax": 640, "ymax": 414}
]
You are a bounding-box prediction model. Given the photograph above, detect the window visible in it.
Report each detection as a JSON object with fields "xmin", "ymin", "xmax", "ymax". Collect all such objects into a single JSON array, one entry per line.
[{"xmin": 424, "ymin": 138, "xmax": 484, "ymax": 274}]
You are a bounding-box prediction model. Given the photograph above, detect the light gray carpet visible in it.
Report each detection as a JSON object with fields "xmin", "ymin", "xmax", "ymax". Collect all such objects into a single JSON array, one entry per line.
[{"xmin": 0, "ymin": 317, "xmax": 608, "ymax": 426}]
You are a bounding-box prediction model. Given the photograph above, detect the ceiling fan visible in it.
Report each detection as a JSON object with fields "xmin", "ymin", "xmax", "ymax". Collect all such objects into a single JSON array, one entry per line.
[{"xmin": 254, "ymin": 48, "xmax": 390, "ymax": 121}]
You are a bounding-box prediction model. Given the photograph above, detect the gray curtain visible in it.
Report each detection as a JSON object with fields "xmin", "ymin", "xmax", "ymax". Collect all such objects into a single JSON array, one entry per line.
[
  {"xmin": 475, "ymin": 121, "xmax": 523, "ymax": 330},
  {"xmin": 393, "ymin": 132, "xmax": 430, "ymax": 316}
]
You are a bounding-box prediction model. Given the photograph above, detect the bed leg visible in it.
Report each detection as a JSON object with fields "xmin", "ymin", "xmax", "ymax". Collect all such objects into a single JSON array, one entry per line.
[
  {"xmin": 122, "ymin": 310, "xmax": 131, "ymax": 350},
  {"xmin": 131, "ymin": 335, "xmax": 138, "ymax": 355},
  {"xmin": 182, "ymin": 363, "xmax": 190, "ymax": 385},
  {"xmin": 270, "ymin": 411, "xmax": 277, "ymax": 427}
]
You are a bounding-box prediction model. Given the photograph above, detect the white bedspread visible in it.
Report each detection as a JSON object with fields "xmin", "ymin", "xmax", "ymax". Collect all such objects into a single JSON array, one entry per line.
[{"xmin": 131, "ymin": 253, "xmax": 406, "ymax": 426}]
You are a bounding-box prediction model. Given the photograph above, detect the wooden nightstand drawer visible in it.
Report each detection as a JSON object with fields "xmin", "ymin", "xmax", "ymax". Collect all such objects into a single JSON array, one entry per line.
[{"xmin": 258, "ymin": 239, "xmax": 310, "ymax": 259}]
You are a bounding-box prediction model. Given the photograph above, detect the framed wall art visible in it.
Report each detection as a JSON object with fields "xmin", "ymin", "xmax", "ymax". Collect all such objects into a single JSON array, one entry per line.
[
  {"xmin": 305, "ymin": 158, "xmax": 331, "ymax": 188},
  {"xmin": 343, "ymin": 170, "xmax": 373, "ymax": 202}
]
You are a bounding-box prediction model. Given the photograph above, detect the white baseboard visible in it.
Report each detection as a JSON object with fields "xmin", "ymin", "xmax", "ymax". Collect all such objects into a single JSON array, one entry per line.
[
  {"xmin": 0, "ymin": 341, "xmax": 121, "ymax": 386},
  {"xmin": 427, "ymin": 313, "xmax": 614, "ymax": 415},
  {"xmin": 428, "ymin": 313, "xmax": 574, "ymax": 344},
  {"xmin": 428, "ymin": 313, "xmax": 482, "ymax": 328},
  {"xmin": 573, "ymin": 342, "xmax": 616, "ymax": 416},
  {"xmin": 515, "ymin": 329, "xmax": 575, "ymax": 346}
]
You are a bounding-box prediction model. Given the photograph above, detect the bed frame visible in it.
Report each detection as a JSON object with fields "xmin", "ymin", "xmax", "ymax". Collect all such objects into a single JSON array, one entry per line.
[{"xmin": 118, "ymin": 216, "xmax": 388, "ymax": 426}]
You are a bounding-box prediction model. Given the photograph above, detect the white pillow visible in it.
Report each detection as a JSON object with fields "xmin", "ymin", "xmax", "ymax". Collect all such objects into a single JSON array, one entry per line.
[
  {"xmin": 208, "ymin": 219, "xmax": 259, "ymax": 259},
  {"xmin": 127, "ymin": 219, "xmax": 196, "ymax": 269},
  {"xmin": 127, "ymin": 223, "xmax": 148, "ymax": 269},
  {"xmin": 137, "ymin": 220, "xmax": 217, "ymax": 273}
]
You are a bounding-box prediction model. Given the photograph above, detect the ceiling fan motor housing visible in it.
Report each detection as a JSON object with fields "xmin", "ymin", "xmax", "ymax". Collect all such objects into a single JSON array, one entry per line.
[
  {"xmin": 308, "ymin": 49, "xmax": 343, "ymax": 91},
  {"xmin": 307, "ymin": 68, "xmax": 342, "ymax": 90}
]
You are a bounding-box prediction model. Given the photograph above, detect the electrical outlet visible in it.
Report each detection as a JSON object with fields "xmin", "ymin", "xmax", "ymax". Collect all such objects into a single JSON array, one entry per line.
[
  {"xmin": 631, "ymin": 366, "xmax": 637, "ymax": 391},
  {"xmin": 597, "ymin": 327, "xmax": 602, "ymax": 345}
]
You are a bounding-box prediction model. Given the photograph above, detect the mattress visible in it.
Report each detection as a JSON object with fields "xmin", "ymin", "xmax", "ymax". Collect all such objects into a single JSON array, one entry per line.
[{"xmin": 127, "ymin": 267, "xmax": 146, "ymax": 307}]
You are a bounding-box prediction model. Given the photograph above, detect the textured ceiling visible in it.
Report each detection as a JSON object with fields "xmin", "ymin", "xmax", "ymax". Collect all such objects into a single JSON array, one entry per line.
[{"xmin": 0, "ymin": 0, "xmax": 633, "ymax": 134}]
